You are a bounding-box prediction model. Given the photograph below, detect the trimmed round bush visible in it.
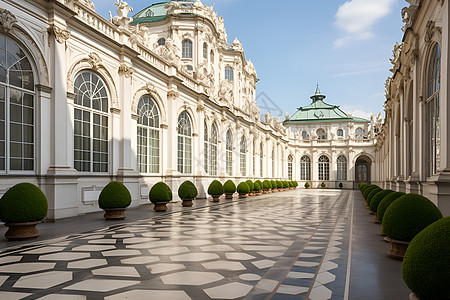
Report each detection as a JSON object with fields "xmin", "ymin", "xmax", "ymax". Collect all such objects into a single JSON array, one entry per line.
[
  {"xmin": 377, "ymin": 192, "xmax": 406, "ymax": 223},
  {"xmin": 208, "ymin": 180, "xmax": 224, "ymax": 196},
  {"xmin": 338, "ymin": 183, "xmax": 343, "ymax": 189},
  {"xmin": 263, "ymin": 180, "xmax": 271, "ymax": 190},
  {"xmin": 293, "ymin": 181, "xmax": 298, "ymax": 187},
  {"xmin": 224, "ymin": 180, "xmax": 236, "ymax": 194},
  {"xmin": 366, "ymin": 187, "xmax": 382, "ymax": 206},
  {"xmin": 150, "ymin": 182, "xmax": 172, "ymax": 203},
  {"xmin": 305, "ymin": 182, "xmax": 310, "ymax": 188},
  {"xmin": 246, "ymin": 180, "xmax": 254, "ymax": 192},
  {"xmin": 237, "ymin": 182, "xmax": 250, "ymax": 194},
  {"xmin": 178, "ymin": 181, "xmax": 198, "ymax": 199},
  {"xmin": 369, "ymin": 189, "xmax": 394, "ymax": 213},
  {"xmin": 363, "ymin": 185, "xmax": 378, "ymax": 199},
  {"xmin": 271, "ymin": 180, "xmax": 277, "ymax": 189},
  {"xmin": 254, "ymin": 182, "xmax": 261, "ymax": 192},
  {"xmin": 382, "ymin": 193, "xmax": 443, "ymax": 241},
  {"xmin": 98, "ymin": 181, "xmax": 132, "ymax": 209},
  {"xmin": 277, "ymin": 180, "xmax": 283, "ymax": 188},
  {"xmin": 321, "ymin": 182, "xmax": 326, "ymax": 188},
  {"xmin": 255, "ymin": 180, "xmax": 263, "ymax": 189},
  {"xmin": 359, "ymin": 182, "xmax": 366, "ymax": 191},
  {"xmin": 0, "ymin": 183, "xmax": 48, "ymax": 223},
  {"xmin": 402, "ymin": 217, "xmax": 450, "ymax": 300}
]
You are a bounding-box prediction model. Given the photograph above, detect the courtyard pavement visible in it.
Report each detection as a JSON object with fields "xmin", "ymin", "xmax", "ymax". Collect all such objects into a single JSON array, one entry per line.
[{"xmin": 0, "ymin": 189, "xmax": 410, "ymax": 299}]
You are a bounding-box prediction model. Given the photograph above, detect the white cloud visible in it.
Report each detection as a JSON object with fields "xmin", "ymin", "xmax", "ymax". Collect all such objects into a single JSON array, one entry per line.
[
  {"xmin": 341, "ymin": 105, "xmax": 374, "ymax": 120},
  {"xmin": 334, "ymin": 0, "xmax": 396, "ymax": 47}
]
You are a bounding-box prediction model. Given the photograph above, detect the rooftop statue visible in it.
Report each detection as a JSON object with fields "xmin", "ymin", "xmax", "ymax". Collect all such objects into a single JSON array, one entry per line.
[{"xmin": 111, "ymin": 0, "xmax": 133, "ymax": 29}]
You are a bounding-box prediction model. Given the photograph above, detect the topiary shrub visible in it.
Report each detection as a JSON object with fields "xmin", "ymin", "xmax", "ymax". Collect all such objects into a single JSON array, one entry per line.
[
  {"xmin": 150, "ymin": 182, "xmax": 172, "ymax": 203},
  {"xmin": 363, "ymin": 185, "xmax": 378, "ymax": 199},
  {"xmin": 359, "ymin": 182, "xmax": 366, "ymax": 191},
  {"xmin": 402, "ymin": 217, "xmax": 450, "ymax": 300},
  {"xmin": 305, "ymin": 182, "xmax": 310, "ymax": 188},
  {"xmin": 255, "ymin": 180, "xmax": 263, "ymax": 189},
  {"xmin": 321, "ymin": 182, "xmax": 326, "ymax": 188},
  {"xmin": 246, "ymin": 180, "xmax": 254, "ymax": 192},
  {"xmin": 339, "ymin": 183, "xmax": 343, "ymax": 189},
  {"xmin": 369, "ymin": 189, "xmax": 394, "ymax": 213},
  {"xmin": 178, "ymin": 180, "xmax": 198, "ymax": 199},
  {"xmin": 237, "ymin": 182, "xmax": 250, "ymax": 194},
  {"xmin": 271, "ymin": 180, "xmax": 277, "ymax": 189},
  {"xmin": 253, "ymin": 182, "xmax": 261, "ymax": 192},
  {"xmin": 263, "ymin": 180, "xmax": 271, "ymax": 190},
  {"xmin": 208, "ymin": 180, "xmax": 224, "ymax": 196},
  {"xmin": 0, "ymin": 183, "xmax": 48, "ymax": 223},
  {"xmin": 98, "ymin": 181, "xmax": 132, "ymax": 209},
  {"xmin": 276, "ymin": 180, "xmax": 283, "ymax": 189},
  {"xmin": 377, "ymin": 192, "xmax": 406, "ymax": 223},
  {"xmin": 224, "ymin": 180, "xmax": 236, "ymax": 194},
  {"xmin": 382, "ymin": 193, "xmax": 443, "ymax": 242},
  {"xmin": 366, "ymin": 187, "xmax": 383, "ymax": 206}
]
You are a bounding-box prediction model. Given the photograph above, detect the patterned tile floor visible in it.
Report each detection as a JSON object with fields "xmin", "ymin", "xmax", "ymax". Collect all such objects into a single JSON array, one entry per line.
[{"xmin": 0, "ymin": 189, "xmax": 397, "ymax": 299}]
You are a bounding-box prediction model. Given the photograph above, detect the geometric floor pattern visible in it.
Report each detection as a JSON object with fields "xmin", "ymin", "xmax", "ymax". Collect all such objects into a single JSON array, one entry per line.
[{"xmin": 0, "ymin": 189, "xmax": 353, "ymax": 300}]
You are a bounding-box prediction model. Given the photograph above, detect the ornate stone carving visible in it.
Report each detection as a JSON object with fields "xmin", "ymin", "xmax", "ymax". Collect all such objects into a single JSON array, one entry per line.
[
  {"xmin": 72, "ymin": 0, "xmax": 96, "ymax": 11},
  {"xmin": 111, "ymin": 0, "xmax": 133, "ymax": 29},
  {"xmin": 0, "ymin": 9, "xmax": 17, "ymax": 32},
  {"xmin": 49, "ymin": 25, "xmax": 71, "ymax": 44},
  {"xmin": 425, "ymin": 21, "xmax": 442, "ymax": 44},
  {"xmin": 389, "ymin": 42, "xmax": 403, "ymax": 73},
  {"xmin": 401, "ymin": 0, "xmax": 420, "ymax": 32},
  {"xmin": 154, "ymin": 37, "xmax": 181, "ymax": 67},
  {"xmin": 118, "ymin": 63, "xmax": 134, "ymax": 78},
  {"xmin": 88, "ymin": 52, "xmax": 102, "ymax": 69},
  {"xmin": 167, "ymin": 90, "xmax": 179, "ymax": 100},
  {"xmin": 233, "ymin": 37, "xmax": 243, "ymax": 52},
  {"xmin": 218, "ymin": 80, "xmax": 233, "ymax": 105}
]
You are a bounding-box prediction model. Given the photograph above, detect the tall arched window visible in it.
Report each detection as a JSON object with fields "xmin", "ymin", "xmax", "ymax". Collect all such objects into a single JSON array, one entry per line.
[
  {"xmin": 240, "ymin": 136, "xmax": 246, "ymax": 176},
  {"xmin": 302, "ymin": 131, "xmax": 308, "ymax": 139},
  {"xmin": 337, "ymin": 155, "xmax": 347, "ymax": 181},
  {"xmin": 272, "ymin": 148, "xmax": 275, "ymax": 178},
  {"xmin": 203, "ymin": 43, "xmax": 208, "ymax": 61},
  {"xmin": 182, "ymin": 40, "xmax": 193, "ymax": 59},
  {"xmin": 426, "ymin": 43, "xmax": 441, "ymax": 176},
  {"xmin": 317, "ymin": 128, "xmax": 327, "ymax": 140},
  {"xmin": 0, "ymin": 35, "xmax": 35, "ymax": 172},
  {"xmin": 355, "ymin": 127, "xmax": 364, "ymax": 140},
  {"xmin": 318, "ymin": 155, "xmax": 330, "ymax": 181},
  {"xmin": 74, "ymin": 71, "xmax": 109, "ymax": 173},
  {"xmin": 337, "ymin": 129, "xmax": 344, "ymax": 137},
  {"xmin": 226, "ymin": 129, "xmax": 233, "ymax": 176},
  {"xmin": 225, "ymin": 66, "xmax": 234, "ymax": 81},
  {"xmin": 260, "ymin": 142, "xmax": 263, "ymax": 177},
  {"xmin": 210, "ymin": 122, "xmax": 218, "ymax": 176},
  {"xmin": 253, "ymin": 140, "xmax": 256, "ymax": 175},
  {"xmin": 300, "ymin": 156, "xmax": 311, "ymax": 181},
  {"xmin": 204, "ymin": 121, "xmax": 208, "ymax": 173},
  {"xmin": 288, "ymin": 155, "xmax": 293, "ymax": 180},
  {"xmin": 137, "ymin": 96, "xmax": 160, "ymax": 173},
  {"xmin": 177, "ymin": 111, "xmax": 192, "ymax": 173}
]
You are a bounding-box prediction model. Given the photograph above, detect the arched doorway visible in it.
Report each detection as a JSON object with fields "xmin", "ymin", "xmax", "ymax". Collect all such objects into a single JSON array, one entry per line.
[{"xmin": 355, "ymin": 155, "xmax": 371, "ymax": 184}]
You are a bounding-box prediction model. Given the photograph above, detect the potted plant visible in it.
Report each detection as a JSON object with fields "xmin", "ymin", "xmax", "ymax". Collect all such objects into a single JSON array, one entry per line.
[
  {"xmin": 271, "ymin": 180, "xmax": 278, "ymax": 192},
  {"xmin": 369, "ymin": 189, "xmax": 395, "ymax": 223},
  {"xmin": 338, "ymin": 182, "xmax": 343, "ymax": 189},
  {"xmin": 262, "ymin": 180, "xmax": 272, "ymax": 194},
  {"xmin": 246, "ymin": 180, "xmax": 255, "ymax": 196},
  {"xmin": 305, "ymin": 182, "xmax": 310, "ymax": 189},
  {"xmin": 321, "ymin": 182, "xmax": 326, "ymax": 188},
  {"xmin": 237, "ymin": 182, "xmax": 250, "ymax": 198},
  {"xmin": 402, "ymin": 216, "xmax": 450, "ymax": 300},
  {"xmin": 150, "ymin": 182, "xmax": 172, "ymax": 212},
  {"xmin": 293, "ymin": 181, "xmax": 298, "ymax": 189},
  {"xmin": 253, "ymin": 182, "xmax": 262, "ymax": 195},
  {"xmin": 0, "ymin": 183, "xmax": 48, "ymax": 240},
  {"xmin": 366, "ymin": 187, "xmax": 383, "ymax": 213},
  {"xmin": 208, "ymin": 180, "xmax": 224, "ymax": 202},
  {"xmin": 277, "ymin": 180, "xmax": 283, "ymax": 191},
  {"xmin": 255, "ymin": 180, "xmax": 263, "ymax": 193},
  {"xmin": 382, "ymin": 194, "xmax": 442, "ymax": 260},
  {"xmin": 377, "ymin": 192, "xmax": 406, "ymax": 224},
  {"xmin": 178, "ymin": 180, "xmax": 198, "ymax": 207},
  {"xmin": 224, "ymin": 180, "xmax": 236, "ymax": 199},
  {"xmin": 98, "ymin": 181, "xmax": 132, "ymax": 220}
]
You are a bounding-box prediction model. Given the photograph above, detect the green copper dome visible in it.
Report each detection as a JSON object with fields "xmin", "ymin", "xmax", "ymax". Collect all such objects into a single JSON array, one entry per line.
[
  {"xmin": 284, "ymin": 85, "xmax": 369, "ymax": 124},
  {"xmin": 131, "ymin": 1, "xmax": 195, "ymax": 25}
]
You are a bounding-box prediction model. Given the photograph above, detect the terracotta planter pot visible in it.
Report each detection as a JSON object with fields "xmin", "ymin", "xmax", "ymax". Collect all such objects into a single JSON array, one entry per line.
[
  {"xmin": 238, "ymin": 193, "xmax": 248, "ymax": 198},
  {"xmin": 374, "ymin": 215, "xmax": 381, "ymax": 224},
  {"xmin": 211, "ymin": 195, "xmax": 220, "ymax": 202},
  {"xmin": 385, "ymin": 237, "xmax": 410, "ymax": 260},
  {"xmin": 225, "ymin": 193, "xmax": 234, "ymax": 200},
  {"xmin": 153, "ymin": 202, "xmax": 168, "ymax": 212},
  {"xmin": 5, "ymin": 221, "xmax": 41, "ymax": 240},
  {"xmin": 103, "ymin": 208, "xmax": 126, "ymax": 220},
  {"xmin": 369, "ymin": 210, "xmax": 376, "ymax": 215},
  {"xmin": 181, "ymin": 198, "xmax": 193, "ymax": 207}
]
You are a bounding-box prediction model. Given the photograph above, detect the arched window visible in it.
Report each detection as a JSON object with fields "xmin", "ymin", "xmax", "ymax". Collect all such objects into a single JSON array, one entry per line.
[
  {"xmin": 301, "ymin": 131, "xmax": 308, "ymax": 139},
  {"xmin": 204, "ymin": 121, "xmax": 208, "ymax": 173},
  {"xmin": 182, "ymin": 40, "xmax": 193, "ymax": 59},
  {"xmin": 260, "ymin": 142, "xmax": 263, "ymax": 177},
  {"xmin": 240, "ymin": 136, "xmax": 246, "ymax": 176},
  {"xmin": 186, "ymin": 65, "xmax": 194, "ymax": 71},
  {"xmin": 317, "ymin": 128, "xmax": 327, "ymax": 140},
  {"xmin": 318, "ymin": 155, "xmax": 330, "ymax": 181},
  {"xmin": 226, "ymin": 130, "xmax": 233, "ymax": 176},
  {"xmin": 210, "ymin": 122, "xmax": 218, "ymax": 176},
  {"xmin": 210, "ymin": 50, "xmax": 215, "ymax": 64},
  {"xmin": 288, "ymin": 155, "xmax": 293, "ymax": 180},
  {"xmin": 203, "ymin": 42, "xmax": 208, "ymax": 61},
  {"xmin": 0, "ymin": 35, "xmax": 35, "ymax": 172},
  {"xmin": 74, "ymin": 71, "xmax": 109, "ymax": 173},
  {"xmin": 355, "ymin": 127, "xmax": 364, "ymax": 139},
  {"xmin": 426, "ymin": 43, "xmax": 441, "ymax": 176},
  {"xmin": 253, "ymin": 140, "xmax": 256, "ymax": 175},
  {"xmin": 272, "ymin": 148, "xmax": 275, "ymax": 178},
  {"xmin": 337, "ymin": 129, "xmax": 344, "ymax": 137},
  {"xmin": 177, "ymin": 111, "xmax": 192, "ymax": 173},
  {"xmin": 300, "ymin": 156, "xmax": 311, "ymax": 181},
  {"xmin": 157, "ymin": 38, "xmax": 166, "ymax": 46},
  {"xmin": 225, "ymin": 66, "xmax": 234, "ymax": 81},
  {"xmin": 337, "ymin": 155, "xmax": 347, "ymax": 181},
  {"xmin": 137, "ymin": 96, "xmax": 160, "ymax": 173}
]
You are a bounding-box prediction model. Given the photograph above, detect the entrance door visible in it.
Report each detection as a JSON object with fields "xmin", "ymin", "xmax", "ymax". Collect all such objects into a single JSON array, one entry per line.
[{"xmin": 355, "ymin": 155, "xmax": 371, "ymax": 183}]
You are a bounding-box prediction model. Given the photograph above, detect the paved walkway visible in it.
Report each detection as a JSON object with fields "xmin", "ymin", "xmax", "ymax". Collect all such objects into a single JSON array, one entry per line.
[{"xmin": 0, "ymin": 190, "xmax": 410, "ymax": 299}]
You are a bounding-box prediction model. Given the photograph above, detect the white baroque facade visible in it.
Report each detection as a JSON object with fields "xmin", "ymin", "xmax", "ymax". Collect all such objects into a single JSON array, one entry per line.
[{"xmin": 0, "ymin": 0, "xmax": 378, "ymax": 220}]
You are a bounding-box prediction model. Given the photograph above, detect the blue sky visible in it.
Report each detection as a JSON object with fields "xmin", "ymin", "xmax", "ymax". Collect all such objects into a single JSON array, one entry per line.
[{"xmin": 94, "ymin": 0, "xmax": 405, "ymax": 120}]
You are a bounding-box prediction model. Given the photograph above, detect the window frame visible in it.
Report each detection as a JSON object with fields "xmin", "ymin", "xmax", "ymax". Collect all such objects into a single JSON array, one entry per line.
[
  {"xmin": 300, "ymin": 155, "xmax": 311, "ymax": 181},
  {"xmin": 177, "ymin": 111, "xmax": 193, "ymax": 174},
  {"xmin": 182, "ymin": 39, "xmax": 193, "ymax": 59},
  {"xmin": 240, "ymin": 136, "xmax": 246, "ymax": 176},
  {"xmin": 288, "ymin": 155, "xmax": 293, "ymax": 181},
  {"xmin": 137, "ymin": 95, "xmax": 160, "ymax": 174},
  {"xmin": 336, "ymin": 155, "xmax": 347, "ymax": 181},
  {"xmin": 318, "ymin": 155, "xmax": 330, "ymax": 181},
  {"xmin": 226, "ymin": 129, "xmax": 233, "ymax": 176},
  {"xmin": 225, "ymin": 66, "xmax": 234, "ymax": 82}
]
